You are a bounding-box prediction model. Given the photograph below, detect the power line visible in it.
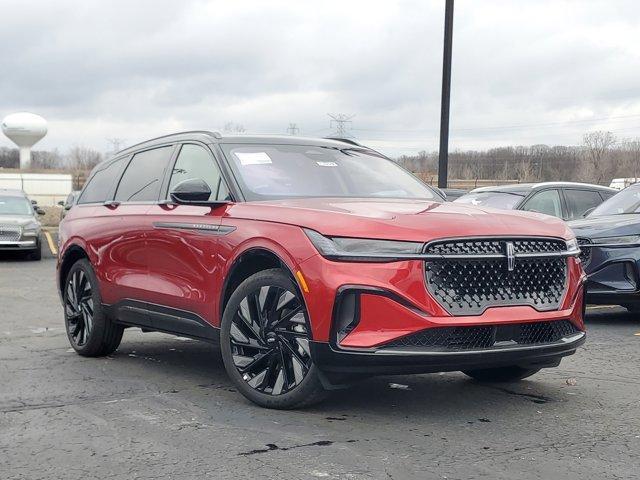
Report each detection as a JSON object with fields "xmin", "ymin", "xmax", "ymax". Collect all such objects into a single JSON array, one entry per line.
[{"xmin": 328, "ymin": 113, "xmax": 355, "ymax": 138}]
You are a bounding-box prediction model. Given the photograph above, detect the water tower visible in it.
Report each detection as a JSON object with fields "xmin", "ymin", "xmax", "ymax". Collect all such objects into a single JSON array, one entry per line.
[{"xmin": 1, "ymin": 112, "xmax": 48, "ymax": 169}]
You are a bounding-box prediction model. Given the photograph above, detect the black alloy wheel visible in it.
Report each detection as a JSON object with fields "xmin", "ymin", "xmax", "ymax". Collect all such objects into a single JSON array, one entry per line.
[
  {"xmin": 221, "ymin": 269, "xmax": 326, "ymax": 409},
  {"xmin": 65, "ymin": 268, "xmax": 94, "ymax": 347},
  {"xmin": 63, "ymin": 259, "xmax": 124, "ymax": 356}
]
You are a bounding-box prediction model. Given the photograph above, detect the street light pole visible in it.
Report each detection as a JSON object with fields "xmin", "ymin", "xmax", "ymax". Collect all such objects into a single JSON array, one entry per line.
[{"xmin": 438, "ymin": 0, "xmax": 454, "ymax": 189}]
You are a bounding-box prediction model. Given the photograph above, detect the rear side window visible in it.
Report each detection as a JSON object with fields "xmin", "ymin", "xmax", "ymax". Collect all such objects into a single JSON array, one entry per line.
[
  {"xmin": 78, "ymin": 158, "xmax": 125, "ymax": 204},
  {"xmin": 115, "ymin": 146, "xmax": 173, "ymax": 202},
  {"xmin": 522, "ymin": 189, "xmax": 562, "ymax": 218},
  {"xmin": 564, "ymin": 189, "xmax": 605, "ymax": 220},
  {"xmin": 168, "ymin": 144, "xmax": 230, "ymax": 201}
]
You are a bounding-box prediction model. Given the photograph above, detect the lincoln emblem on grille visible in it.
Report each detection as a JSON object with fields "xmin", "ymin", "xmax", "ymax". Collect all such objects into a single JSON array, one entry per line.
[{"xmin": 505, "ymin": 241, "xmax": 516, "ymax": 271}]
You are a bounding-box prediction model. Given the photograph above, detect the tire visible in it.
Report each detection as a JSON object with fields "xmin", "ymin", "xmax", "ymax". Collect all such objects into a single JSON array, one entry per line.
[
  {"xmin": 28, "ymin": 240, "xmax": 42, "ymax": 261},
  {"xmin": 463, "ymin": 366, "xmax": 541, "ymax": 382},
  {"xmin": 220, "ymin": 268, "xmax": 327, "ymax": 409},
  {"xmin": 63, "ymin": 258, "xmax": 124, "ymax": 357}
]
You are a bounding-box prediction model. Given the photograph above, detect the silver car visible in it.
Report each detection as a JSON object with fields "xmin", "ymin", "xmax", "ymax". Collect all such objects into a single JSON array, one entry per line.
[{"xmin": 0, "ymin": 189, "xmax": 44, "ymax": 260}]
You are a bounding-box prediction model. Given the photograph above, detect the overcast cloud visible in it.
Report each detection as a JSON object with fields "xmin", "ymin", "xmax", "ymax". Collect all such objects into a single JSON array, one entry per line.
[{"xmin": 1, "ymin": 0, "xmax": 639, "ymax": 156}]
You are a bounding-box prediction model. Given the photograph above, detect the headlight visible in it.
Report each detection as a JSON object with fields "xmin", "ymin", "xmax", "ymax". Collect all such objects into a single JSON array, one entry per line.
[
  {"xmin": 591, "ymin": 235, "xmax": 640, "ymax": 245},
  {"xmin": 22, "ymin": 221, "xmax": 40, "ymax": 236},
  {"xmin": 304, "ymin": 229, "xmax": 423, "ymax": 261},
  {"xmin": 565, "ymin": 238, "xmax": 579, "ymax": 252}
]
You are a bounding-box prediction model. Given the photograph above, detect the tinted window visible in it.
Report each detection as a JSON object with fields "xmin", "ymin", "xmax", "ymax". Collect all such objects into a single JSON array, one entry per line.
[
  {"xmin": 78, "ymin": 158, "xmax": 125, "ymax": 204},
  {"xmin": 222, "ymin": 144, "xmax": 439, "ymax": 201},
  {"xmin": 564, "ymin": 189, "xmax": 604, "ymax": 220},
  {"xmin": 115, "ymin": 147, "xmax": 173, "ymax": 202},
  {"xmin": 168, "ymin": 144, "xmax": 230, "ymax": 201},
  {"xmin": 522, "ymin": 189, "xmax": 562, "ymax": 218},
  {"xmin": 590, "ymin": 184, "xmax": 640, "ymax": 216}
]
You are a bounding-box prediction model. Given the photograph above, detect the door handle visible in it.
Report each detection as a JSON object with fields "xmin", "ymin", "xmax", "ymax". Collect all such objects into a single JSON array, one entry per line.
[{"xmin": 103, "ymin": 200, "xmax": 121, "ymax": 209}]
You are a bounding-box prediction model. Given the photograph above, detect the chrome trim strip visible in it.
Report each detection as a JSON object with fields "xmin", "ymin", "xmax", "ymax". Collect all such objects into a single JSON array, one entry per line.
[
  {"xmin": 324, "ymin": 248, "xmax": 580, "ymax": 262},
  {"xmin": 152, "ymin": 222, "xmax": 236, "ymax": 235}
]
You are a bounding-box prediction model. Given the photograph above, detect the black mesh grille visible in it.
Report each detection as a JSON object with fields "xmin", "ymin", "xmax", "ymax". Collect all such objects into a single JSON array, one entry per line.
[
  {"xmin": 577, "ymin": 238, "xmax": 592, "ymax": 268},
  {"xmin": 383, "ymin": 320, "xmax": 579, "ymax": 350},
  {"xmin": 425, "ymin": 238, "xmax": 568, "ymax": 315}
]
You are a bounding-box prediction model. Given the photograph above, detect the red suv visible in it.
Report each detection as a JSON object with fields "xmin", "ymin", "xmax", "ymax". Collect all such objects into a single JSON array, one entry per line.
[{"xmin": 57, "ymin": 132, "xmax": 586, "ymax": 408}]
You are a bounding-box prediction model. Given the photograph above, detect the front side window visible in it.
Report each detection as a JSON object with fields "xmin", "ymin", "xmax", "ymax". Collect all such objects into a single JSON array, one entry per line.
[
  {"xmin": 168, "ymin": 144, "xmax": 230, "ymax": 201},
  {"xmin": 221, "ymin": 144, "xmax": 439, "ymax": 201},
  {"xmin": 522, "ymin": 189, "xmax": 562, "ymax": 218},
  {"xmin": 115, "ymin": 146, "xmax": 173, "ymax": 202},
  {"xmin": 78, "ymin": 158, "xmax": 125, "ymax": 204},
  {"xmin": 590, "ymin": 184, "xmax": 640, "ymax": 216},
  {"xmin": 564, "ymin": 189, "xmax": 604, "ymax": 220},
  {"xmin": 0, "ymin": 196, "xmax": 32, "ymax": 215}
]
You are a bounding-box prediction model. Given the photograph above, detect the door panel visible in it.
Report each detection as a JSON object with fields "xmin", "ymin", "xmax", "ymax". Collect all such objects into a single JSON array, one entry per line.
[{"xmin": 144, "ymin": 204, "xmax": 225, "ymax": 324}]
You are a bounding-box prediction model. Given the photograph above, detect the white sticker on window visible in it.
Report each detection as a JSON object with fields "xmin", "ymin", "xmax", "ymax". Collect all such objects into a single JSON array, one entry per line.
[
  {"xmin": 235, "ymin": 152, "xmax": 272, "ymax": 165},
  {"xmin": 316, "ymin": 161, "xmax": 338, "ymax": 167}
]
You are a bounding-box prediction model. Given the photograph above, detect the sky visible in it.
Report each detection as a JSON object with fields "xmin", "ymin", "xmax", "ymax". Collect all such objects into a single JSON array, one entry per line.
[{"xmin": 0, "ymin": 0, "xmax": 639, "ymax": 157}]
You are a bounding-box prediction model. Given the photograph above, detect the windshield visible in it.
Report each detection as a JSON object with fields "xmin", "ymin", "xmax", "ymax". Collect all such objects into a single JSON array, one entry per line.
[
  {"xmin": 454, "ymin": 191, "xmax": 524, "ymax": 210},
  {"xmin": 222, "ymin": 144, "xmax": 440, "ymax": 201},
  {"xmin": 0, "ymin": 196, "xmax": 33, "ymax": 216},
  {"xmin": 589, "ymin": 184, "xmax": 640, "ymax": 216}
]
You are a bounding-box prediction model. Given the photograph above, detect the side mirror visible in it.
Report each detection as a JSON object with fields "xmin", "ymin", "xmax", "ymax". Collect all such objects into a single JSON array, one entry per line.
[
  {"xmin": 36, "ymin": 208, "xmax": 45, "ymax": 216},
  {"xmin": 31, "ymin": 200, "xmax": 38, "ymax": 205},
  {"xmin": 169, "ymin": 178, "xmax": 227, "ymax": 207},
  {"xmin": 57, "ymin": 200, "xmax": 65, "ymax": 206}
]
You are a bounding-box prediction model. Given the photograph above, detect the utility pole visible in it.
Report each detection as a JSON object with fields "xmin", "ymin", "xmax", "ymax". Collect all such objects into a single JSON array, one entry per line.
[
  {"xmin": 328, "ymin": 114, "xmax": 354, "ymax": 138},
  {"xmin": 286, "ymin": 123, "xmax": 300, "ymax": 135},
  {"xmin": 438, "ymin": 0, "xmax": 454, "ymax": 189},
  {"xmin": 106, "ymin": 137, "xmax": 125, "ymax": 156}
]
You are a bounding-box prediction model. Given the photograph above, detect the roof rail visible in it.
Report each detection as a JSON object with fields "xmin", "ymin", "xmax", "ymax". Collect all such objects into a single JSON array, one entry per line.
[
  {"xmin": 324, "ymin": 137, "xmax": 362, "ymax": 147},
  {"xmin": 115, "ymin": 130, "xmax": 222, "ymax": 155}
]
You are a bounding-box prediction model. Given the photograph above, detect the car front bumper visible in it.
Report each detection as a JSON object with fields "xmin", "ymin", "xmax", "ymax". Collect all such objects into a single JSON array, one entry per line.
[
  {"xmin": 582, "ymin": 244, "xmax": 640, "ymax": 305},
  {"xmin": 310, "ymin": 330, "xmax": 586, "ymax": 375},
  {"xmin": 0, "ymin": 238, "xmax": 38, "ymax": 250}
]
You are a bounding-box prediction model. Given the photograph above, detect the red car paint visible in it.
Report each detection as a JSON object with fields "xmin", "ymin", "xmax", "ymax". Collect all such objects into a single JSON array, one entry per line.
[{"xmin": 59, "ymin": 196, "xmax": 585, "ymax": 347}]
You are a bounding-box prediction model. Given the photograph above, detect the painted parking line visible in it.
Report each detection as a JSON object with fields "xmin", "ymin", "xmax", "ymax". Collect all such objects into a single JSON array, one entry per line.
[{"xmin": 44, "ymin": 231, "xmax": 58, "ymax": 256}]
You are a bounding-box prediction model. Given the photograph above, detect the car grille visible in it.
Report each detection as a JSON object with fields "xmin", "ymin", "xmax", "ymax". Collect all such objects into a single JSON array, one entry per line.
[
  {"xmin": 424, "ymin": 238, "xmax": 568, "ymax": 315},
  {"xmin": 0, "ymin": 224, "xmax": 21, "ymax": 242},
  {"xmin": 576, "ymin": 238, "xmax": 592, "ymax": 268},
  {"xmin": 382, "ymin": 320, "xmax": 579, "ymax": 350}
]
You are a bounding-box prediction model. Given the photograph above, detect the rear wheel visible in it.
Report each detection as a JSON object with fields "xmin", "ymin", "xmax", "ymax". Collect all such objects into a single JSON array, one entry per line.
[
  {"xmin": 63, "ymin": 259, "xmax": 123, "ymax": 357},
  {"xmin": 463, "ymin": 366, "xmax": 541, "ymax": 382},
  {"xmin": 220, "ymin": 269, "xmax": 326, "ymax": 409}
]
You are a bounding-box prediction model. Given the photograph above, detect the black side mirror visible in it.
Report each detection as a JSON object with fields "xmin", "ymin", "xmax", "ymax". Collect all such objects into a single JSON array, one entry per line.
[
  {"xmin": 169, "ymin": 178, "xmax": 228, "ymax": 207},
  {"xmin": 36, "ymin": 208, "xmax": 45, "ymax": 216}
]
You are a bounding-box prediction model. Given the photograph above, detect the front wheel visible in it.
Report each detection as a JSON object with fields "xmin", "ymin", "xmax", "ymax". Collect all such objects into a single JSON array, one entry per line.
[
  {"xmin": 220, "ymin": 269, "xmax": 327, "ymax": 409},
  {"xmin": 463, "ymin": 366, "xmax": 541, "ymax": 382}
]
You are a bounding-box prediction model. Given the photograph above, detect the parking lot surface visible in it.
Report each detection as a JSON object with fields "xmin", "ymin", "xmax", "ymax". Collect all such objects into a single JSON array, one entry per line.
[{"xmin": 1, "ymin": 257, "xmax": 639, "ymax": 480}]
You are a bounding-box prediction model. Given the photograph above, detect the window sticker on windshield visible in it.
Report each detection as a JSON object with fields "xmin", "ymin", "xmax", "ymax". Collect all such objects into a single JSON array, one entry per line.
[
  {"xmin": 235, "ymin": 152, "xmax": 272, "ymax": 166},
  {"xmin": 316, "ymin": 161, "xmax": 338, "ymax": 167}
]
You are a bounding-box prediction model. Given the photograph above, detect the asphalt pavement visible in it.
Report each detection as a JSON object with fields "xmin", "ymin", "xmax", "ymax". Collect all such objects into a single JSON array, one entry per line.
[{"xmin": 0, "ymin": 257, "xmax": 638, "ymax": 479}]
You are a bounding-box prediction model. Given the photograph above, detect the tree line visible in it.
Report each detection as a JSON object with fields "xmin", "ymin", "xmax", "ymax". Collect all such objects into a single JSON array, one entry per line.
[{"xmin": 397, "ymin": 131, "xmax": 640, "ymax": 185}]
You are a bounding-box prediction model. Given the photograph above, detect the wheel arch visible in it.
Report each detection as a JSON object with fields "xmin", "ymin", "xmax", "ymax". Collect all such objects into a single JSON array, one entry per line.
[
  {"xmin": 58, "ymin": 244, "xmax": 90, "ymax": 298},
  {"xmin": 219, "ymin": 246, "xmax": 302, "ymax": 325}
]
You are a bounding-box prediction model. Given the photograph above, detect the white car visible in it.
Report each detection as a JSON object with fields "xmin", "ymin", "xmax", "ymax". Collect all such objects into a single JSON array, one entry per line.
[{"xmin": 0, "ymin": 189, "xmax": 44, "ymax": 260}]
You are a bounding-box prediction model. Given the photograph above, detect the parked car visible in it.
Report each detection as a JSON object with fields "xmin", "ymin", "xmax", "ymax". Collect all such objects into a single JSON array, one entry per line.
[
  {"xmin": 58, "ymin": 191, "xmax": 80, "ymax": 221},
  {"xmin": 569, "ymin": 183, "xmax": 640, "ymax": 311},
  {"xmin": 0, "ymin": 189, "xmax": 44, "ymax": 260},
  {"xmin": 440, "ymin": 188, "xmax": 467, "ymax": 201},
  {"xmin": 57, "ymin": 132, "xmax": 586, "ymax": 408},
  {"xmin": 609, "ymin": 178, "xmax": 640, "ymax": 190},
  {"xmin": 455, "ymin": 182, "xmax": 616, "ymax": 221}
]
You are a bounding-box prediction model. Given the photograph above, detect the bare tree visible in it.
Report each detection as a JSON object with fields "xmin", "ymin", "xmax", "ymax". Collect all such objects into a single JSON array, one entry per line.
[
  {"xmin": 582, "ymin": 131, "xmax": 616, "ymax": 184},
  {"xmin": 31, "ymin": 149, "xmax": 63, "ymax": 169},
  {"xmin": 66, "ymin": 146, "xmax": 103, "ymax": 172},
  {"xmin": 223, "ymin": 122, "xmax": 246, "ymax": 134}
]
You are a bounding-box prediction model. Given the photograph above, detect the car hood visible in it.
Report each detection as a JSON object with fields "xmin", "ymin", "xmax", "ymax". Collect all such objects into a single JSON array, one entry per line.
[
  {"xmin": 569, "ymin": 214, "xmax": 640, "ymax": 239},
  {"xmin": 225, "ymin": 198, "xmax": 573, "ymax": 241},
  {"xmin": 0, "ymin": 215, "xmax": 37, "ymax": 226}
]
